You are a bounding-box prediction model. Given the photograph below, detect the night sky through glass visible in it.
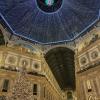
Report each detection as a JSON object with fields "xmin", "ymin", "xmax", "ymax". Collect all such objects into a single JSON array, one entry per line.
[{"xmin": 0, "ymin": 0, "xmax": 100, "ymax": 44}]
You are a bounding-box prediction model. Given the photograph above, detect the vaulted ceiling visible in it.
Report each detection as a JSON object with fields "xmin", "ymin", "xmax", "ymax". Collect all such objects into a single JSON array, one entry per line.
[
  {"xmin": 0, "ymin": 0, "xmax": 100, "ymax": 44},
  {"xmin": 45, "ymin": 47, "xmax": 75, "ymax": 90}
]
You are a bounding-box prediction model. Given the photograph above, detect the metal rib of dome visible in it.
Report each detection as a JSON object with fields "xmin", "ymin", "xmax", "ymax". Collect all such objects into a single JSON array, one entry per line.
[{"xmin": 0, "ymin": 0, "xmax": 100, "ymax": 44}]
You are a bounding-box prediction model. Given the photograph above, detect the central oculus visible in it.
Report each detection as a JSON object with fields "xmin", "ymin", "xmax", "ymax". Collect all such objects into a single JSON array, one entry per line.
[{"xmin": 37, "ymin": 0, "xmax": 63, "ymax": 13}]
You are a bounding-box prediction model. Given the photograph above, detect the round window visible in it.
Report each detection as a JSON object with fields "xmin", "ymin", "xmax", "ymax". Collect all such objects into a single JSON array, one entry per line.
[{"xmin": 36, "ymin": 0, "xmax": 63, "ymax": 13}]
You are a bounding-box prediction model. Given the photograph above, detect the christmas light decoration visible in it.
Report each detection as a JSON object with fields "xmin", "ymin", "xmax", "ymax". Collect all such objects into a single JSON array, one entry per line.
[{"xmin": 7, "ymin": 67, "xmax": 34, "ymax": 100}]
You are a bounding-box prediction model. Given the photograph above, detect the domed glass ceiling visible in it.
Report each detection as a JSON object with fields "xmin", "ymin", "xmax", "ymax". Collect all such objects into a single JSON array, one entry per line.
[{"xmin": 0, "ymin": 0, "xmax": 100, "ymax": 44}]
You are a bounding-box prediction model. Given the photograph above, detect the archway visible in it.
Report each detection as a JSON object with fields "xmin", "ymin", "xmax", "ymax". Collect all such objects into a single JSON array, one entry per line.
[{"xmin": 45, "ymin": 47, "xmax": 76, "ymax": 91}]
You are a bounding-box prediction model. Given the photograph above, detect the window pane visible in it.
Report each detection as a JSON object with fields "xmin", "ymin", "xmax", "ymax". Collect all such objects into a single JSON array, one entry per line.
[
  {"xmin": 33, "ymin": 84, "xmax": 37, "ymax": 95},
  {"xmin": 2, "ymin": 79, "xmax": 9, "ymax": 92}
]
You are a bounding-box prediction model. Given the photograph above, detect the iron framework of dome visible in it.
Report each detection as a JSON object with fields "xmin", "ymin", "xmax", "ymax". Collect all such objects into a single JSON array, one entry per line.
[{"xmin": 0, "ymin": 0, "xmax": 100, "ymax": 44}]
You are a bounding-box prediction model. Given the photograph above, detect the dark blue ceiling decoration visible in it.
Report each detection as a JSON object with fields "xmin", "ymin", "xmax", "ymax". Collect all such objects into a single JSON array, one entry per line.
[{"xmin": 0, "ymin": 0, "xmax": 100, "ymax": 44}]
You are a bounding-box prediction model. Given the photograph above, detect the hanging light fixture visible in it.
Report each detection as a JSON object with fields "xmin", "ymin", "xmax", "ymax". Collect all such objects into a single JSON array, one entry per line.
[{"xmin": 45, "ymin": 0, "xmax": 54, "ymax": 6}]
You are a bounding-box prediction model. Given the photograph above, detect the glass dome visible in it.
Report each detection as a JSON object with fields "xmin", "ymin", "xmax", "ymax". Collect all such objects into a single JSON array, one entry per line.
[{"xmin": 0, "ymin": 0, "xmax": 100, "ymax": 44}]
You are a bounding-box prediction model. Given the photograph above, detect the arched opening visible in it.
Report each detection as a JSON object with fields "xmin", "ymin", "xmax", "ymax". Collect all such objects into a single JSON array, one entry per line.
[{"xmin": 45, "ymin": 47, "xmax": 76, "ymax": 91}]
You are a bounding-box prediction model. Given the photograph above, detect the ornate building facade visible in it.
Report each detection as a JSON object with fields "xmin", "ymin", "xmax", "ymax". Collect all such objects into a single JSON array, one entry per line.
[
  {"xmin": 0, "ymin": 44, "xmax": 66, "ymax": 100},
  {"xmin": 75, "ymin": 25, "xmax": 100, "ymax": 100},
  {"xmin": 0, "ymin": 22, "xmax": 100, "ymax": 100}
]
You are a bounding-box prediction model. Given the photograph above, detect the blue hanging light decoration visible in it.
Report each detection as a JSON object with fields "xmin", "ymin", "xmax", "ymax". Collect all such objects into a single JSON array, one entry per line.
[{"xmin": 45, "ymin": 0, "xmax": 54, "ymax": 6}]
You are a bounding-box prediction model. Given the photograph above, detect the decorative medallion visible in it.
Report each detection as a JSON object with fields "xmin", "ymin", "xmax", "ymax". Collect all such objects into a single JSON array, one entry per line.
[
  {"xmin": 89, "ymin": 48, "xmax": 100, "ymax": 61},
  {"xmin": 91, "ymin": 51, "xmax": 98, "ymax": 59},
  {"xmin": 80, "ymin": 57, "xmax": 87, "ymax": 65},
  {"xmin": 32, "ymin": 61, "xmax": 41, "ymax": 72},
  {"xmin": 5, "ymin": 53, "xmax": 18, "ymax": 66}
]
